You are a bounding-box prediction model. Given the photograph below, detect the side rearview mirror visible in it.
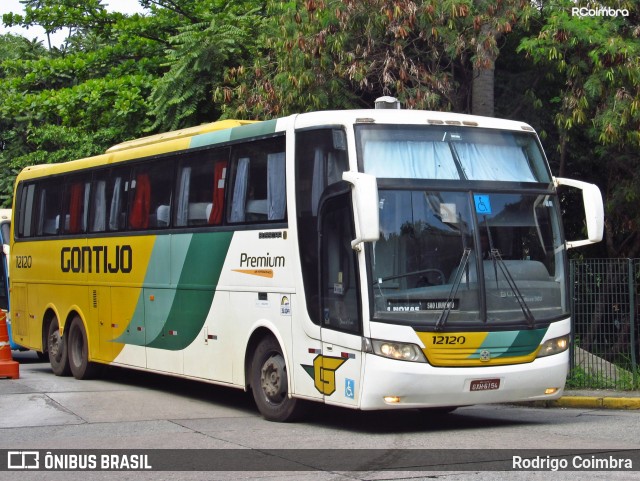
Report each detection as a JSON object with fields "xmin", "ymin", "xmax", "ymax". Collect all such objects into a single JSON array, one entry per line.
[
  {"xmin": 342, "ymin": 172, "xmax": 380, "ymax": 250},
  {"xmin": 554, "ymin": 177, "xmax": 604, "ymax": 249}
]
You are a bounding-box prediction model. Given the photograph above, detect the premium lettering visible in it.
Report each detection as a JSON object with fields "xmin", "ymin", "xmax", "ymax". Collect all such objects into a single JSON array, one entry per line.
[
  {"xmin": 61, "ymin": 245, "xmax": 132, "ymax": 274},
  {"xmin": 240, "ymin": 252, "xmax": 285, "ymax": 268}
]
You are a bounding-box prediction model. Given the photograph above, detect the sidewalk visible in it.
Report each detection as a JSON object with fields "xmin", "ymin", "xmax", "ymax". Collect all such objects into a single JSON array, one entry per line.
[{"xmin": 530, "ymin": 389, "xmax": 640, "ymax": 410}]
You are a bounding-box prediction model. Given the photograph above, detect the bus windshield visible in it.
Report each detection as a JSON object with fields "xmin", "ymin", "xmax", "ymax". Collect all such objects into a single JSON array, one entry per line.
[
  {"xmin": 357, "ymin": 124, "xmax": 552, "ymax": 183},
  {"xmin": 357, "ymin": 126, "xmax": 566, "ymax": 327}
]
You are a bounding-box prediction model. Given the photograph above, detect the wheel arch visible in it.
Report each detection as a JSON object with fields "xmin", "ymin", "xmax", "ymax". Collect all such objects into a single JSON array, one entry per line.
[
  {"xmin": 64, "ymin": 308, "xmax": 91, "ymax": 357},
  {"xmin": 42, "ymin": 306, "xmax": 88, "ymax": 352},
  {"xmin": 244, "ymin": 326, "xmax": 287, "ymax": 391},
  {"xmin": 41, "ymin": 306, "xmax": 61, "ymax": 353}
]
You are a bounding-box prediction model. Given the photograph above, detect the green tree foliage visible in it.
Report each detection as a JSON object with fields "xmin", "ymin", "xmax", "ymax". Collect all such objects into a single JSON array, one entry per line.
[
  {"xmin": 149, "ymin": 0, "xmax": 267, "ymax": 131},
  {"xmin": 1, "ymin": 1, "xmax": 174, "ymax": 206},
  {"xmin": 0, "ymin": 1, "xmax": 269, "ymax": 209},
  {"xmin": 217, "ymin": 0, "xmax": 534, "ymax": 117},
  {"xmin": 518, "ymin": 1, "xmax": 640, "ymax": 257}
]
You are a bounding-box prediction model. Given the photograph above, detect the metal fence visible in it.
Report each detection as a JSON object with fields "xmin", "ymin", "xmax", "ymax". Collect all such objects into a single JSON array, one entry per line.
[{"xmin": 570, "ymin": 258, "xmax": 639, "ymax": 390}]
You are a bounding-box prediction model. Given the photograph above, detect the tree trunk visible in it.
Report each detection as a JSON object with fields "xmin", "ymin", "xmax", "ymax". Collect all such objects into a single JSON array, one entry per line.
[
  {"xmin": 472, "ymin": 23, "xmax": 497, "ymax": 117},
  {"xmin": 472, "ymin": 62, "xmax": 495, "ymax": 117}
]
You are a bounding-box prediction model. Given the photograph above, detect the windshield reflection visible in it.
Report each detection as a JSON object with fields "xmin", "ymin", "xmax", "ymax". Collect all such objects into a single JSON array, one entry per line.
[{"xmin": 371, "ymin": 190, "xmax": 566, "ymax": 327}]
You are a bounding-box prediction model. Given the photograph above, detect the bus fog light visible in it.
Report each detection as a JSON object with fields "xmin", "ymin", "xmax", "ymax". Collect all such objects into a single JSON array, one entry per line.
[
  {"xmin": 384, "ymin": 396, "xmax": 401, "ymax": 404},
  {"xmin": 371, "ymin": 339, "xmax": 427, "ymax": 362},
  {"xmin": 536, "ymin": 335, "xmax": 570, "ymax": 358},
  {"xmin": 545, "ymin": 388, "xmax": 559, "ymax": 395}
]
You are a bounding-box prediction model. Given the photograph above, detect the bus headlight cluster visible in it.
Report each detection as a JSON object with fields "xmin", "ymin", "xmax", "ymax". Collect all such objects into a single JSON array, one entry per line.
[
  {"xmin": 370, "ymin": 339, "xmax": 427, "ymax": 362},
  {"xmin": 536, "ymin": 335, "xmax": 570, "ymax": 358}
]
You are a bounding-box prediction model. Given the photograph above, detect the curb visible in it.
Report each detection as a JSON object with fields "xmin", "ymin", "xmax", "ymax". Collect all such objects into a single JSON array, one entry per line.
[{"xmin": 524, "ymin": 396, "xmax": 640, "ymax": 410}]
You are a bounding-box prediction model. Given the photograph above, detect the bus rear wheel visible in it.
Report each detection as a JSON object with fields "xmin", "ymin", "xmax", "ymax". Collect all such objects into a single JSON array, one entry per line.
[
  {"xmin": 250, "ymin": 337, "xmax": 306, "ymax": 422},
  {"xmin": 47, "ymin": 316, "xmax": 70, "ymax": 376},
  {"xmin": 68, "ymin": 316, "xmax": 100, "ymax": 380}
]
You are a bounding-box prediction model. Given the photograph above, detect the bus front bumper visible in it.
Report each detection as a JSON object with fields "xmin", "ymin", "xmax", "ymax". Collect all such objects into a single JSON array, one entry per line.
[{"xmin": 358, "ymin": 350, "xmax": 568, "ymax": 410}]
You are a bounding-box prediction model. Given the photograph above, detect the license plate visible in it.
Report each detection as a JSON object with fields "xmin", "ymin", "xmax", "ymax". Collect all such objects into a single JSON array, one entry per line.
[{"xmin": 470, "ymin": 378, "xmax": 501, "ymax": 391}]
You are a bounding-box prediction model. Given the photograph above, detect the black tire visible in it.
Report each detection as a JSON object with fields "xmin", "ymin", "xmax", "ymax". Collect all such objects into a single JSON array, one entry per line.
[
  {"xmin": 68, "ymin": 316, "xmax": 100, "ymax": 380},
  {"xmin": 47, "ymin": 316, "xmax": 70, "ymax": 376},
  {"xmin": 250, "ymin": 336, "xmax": 306, "ymax": 422}
]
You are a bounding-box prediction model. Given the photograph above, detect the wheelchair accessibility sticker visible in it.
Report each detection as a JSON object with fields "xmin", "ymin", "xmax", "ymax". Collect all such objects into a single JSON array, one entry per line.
[
  {"xmin": 345, "ymin": 379, "xmax": 355, "ymax": 399},
  {"xmin": 474, "ymin": 194, "xmax": 492, "ymax": 215}
]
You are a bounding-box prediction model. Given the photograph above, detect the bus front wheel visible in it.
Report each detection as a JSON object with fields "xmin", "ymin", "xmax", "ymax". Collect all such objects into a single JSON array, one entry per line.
[
  {"xmin": 250, "ymin": 337, "xmax": 306, "ymax": 422},
  {"xmin": 68, "ymin": 316, "xmax": 100, "ymax": 380},
  {"xmin": 47, "ymin": 316, "xmax": 70, "ymax": 376}
]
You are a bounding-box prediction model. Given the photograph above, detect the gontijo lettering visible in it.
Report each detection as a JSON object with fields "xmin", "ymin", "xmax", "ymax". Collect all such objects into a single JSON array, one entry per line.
[{"xmin": 61, "ymin": 245, "xmax": 132, "ymax": 273}]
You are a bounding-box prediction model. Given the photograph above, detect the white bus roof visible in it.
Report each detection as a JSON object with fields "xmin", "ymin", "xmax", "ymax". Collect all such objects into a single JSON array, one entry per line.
[{"xmin": 291, "ymin": 108, "xmax": 536, "ymax": 133}]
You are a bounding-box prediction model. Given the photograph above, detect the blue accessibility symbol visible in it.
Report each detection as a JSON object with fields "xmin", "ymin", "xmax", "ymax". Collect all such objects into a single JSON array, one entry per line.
[
  {"xmin": 345, "ymin": 379, "xmax": 355, "ymax": 399},
  {"xmin": 474, "ymin": 195, "xmax": 492, "ymax": 215}
]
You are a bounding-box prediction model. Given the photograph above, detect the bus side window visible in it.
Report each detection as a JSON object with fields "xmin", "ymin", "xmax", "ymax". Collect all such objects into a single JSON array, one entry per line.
[
  {"xmin": 175, "ymin": 150, "xmax": 229, "ymax": 227},
  {"xmin": 63, "ymin": 177, "xmax": 91, "ymax": 235},
  {"xmin": 228, "ymin": 136, "xmax": 286, "ymax": 224},
  {"xmin": 17, "ymin": 183, "xmax": 36, "ymax": 238},
  {"xmin": 320, "ymin": 193, "xmax": 360, "ymax": 333},
  {"xmin": 90, "ymin": 167, "xmax": 129, "ymax": 232},
  {"xmin": 109, "ymin": 169, "xmax": 129, "ymax": 231},
  {"xmin": 129, "ymin": 160, "xmax": 173, "ymax": 230},
  {"xmin": 91, "ymin": 179, "xmax": 107, "ymax": 232},
  {"xmin": 209, "ymin": 159, "xmax": 227, "ymax": 225},
  {"xmin": 129, "ymin": 171, "xmax": 151, "ymax": 229},
  {"xmin": 229, "ymin": 157, "xmax": 250, "ymax": 223},
  {"xmin": 35, "ymin": 181, "xmax": 64, "ymax": 236},
  {"xmin": 295, "ymin": 128, "xmax": 349, "ymax": 324},
  {"xmin": 267, "ymin": 152, "xmax": 286, "ymax": 221}
]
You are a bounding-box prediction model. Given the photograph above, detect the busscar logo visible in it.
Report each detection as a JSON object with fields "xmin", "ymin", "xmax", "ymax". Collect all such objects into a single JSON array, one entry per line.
[{"xmin": 8, "ymin": 451, "xmax": 39, "ymax": 469}]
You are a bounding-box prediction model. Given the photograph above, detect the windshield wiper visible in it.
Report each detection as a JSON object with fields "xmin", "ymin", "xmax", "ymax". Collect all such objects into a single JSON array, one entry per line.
[
  {"xmin": 482, "ymin": 217, "xmax": 535, "ymax": 328},
  {"xmin": 488, "ymin": 248, "xmax": 536, "ymax": 328},
  {"xmin": 435, "ymin": 247, "xmax": 471, "ymax": 331}
]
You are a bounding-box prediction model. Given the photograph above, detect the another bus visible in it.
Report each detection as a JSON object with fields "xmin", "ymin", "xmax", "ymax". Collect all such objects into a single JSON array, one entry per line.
[
  {"xmin": 0, "ymin": 209, "xmax": 17, "ymax": 349},
  {"xmin": 9, "ymin": 101, "xmax": 603, "ymax": 421}
]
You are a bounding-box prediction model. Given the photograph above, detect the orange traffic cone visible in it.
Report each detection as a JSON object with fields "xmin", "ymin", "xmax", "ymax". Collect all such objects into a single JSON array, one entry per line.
[{"xmin": 0, "ymin": 310, "xmax": 19, "ymax": 379}]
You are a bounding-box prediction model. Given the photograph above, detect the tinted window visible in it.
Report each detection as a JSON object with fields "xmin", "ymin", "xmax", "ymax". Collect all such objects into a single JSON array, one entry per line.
[
  {"xmin": 227, "ymin": 137, "xmax": 286, "ymax": 224},
  {"xmin": 175, "ymin": 149, "xmax": 230, "ymax": 227}
]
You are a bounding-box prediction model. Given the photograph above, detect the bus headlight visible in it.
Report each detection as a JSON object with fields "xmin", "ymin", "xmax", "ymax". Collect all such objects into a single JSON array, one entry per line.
[
  {"xmin": 369, "ymin": 339, "xmax": 427, "ymax": 363},
  {"xmin": 536, "ymin": 335, "xmax": 570, "ymax": 358}
]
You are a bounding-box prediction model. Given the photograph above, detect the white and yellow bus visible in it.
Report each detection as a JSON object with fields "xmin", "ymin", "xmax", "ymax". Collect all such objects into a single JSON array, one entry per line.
[{"xmin": 10, "ymin": 100, "xmax": 603, "ymax": 421}]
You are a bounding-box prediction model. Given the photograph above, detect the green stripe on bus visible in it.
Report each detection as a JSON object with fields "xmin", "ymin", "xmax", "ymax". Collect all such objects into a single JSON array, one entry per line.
[
  {"xmin": 189, "ymin": 119, "xmax": 277, "ymax": 149},
  {"xmin": 499, "ymin": 328, "xmax": 547, "ymax": 357},
  {"xmin": 147, "ymin": 231, "xmax": 233, "ymax": 350},
  {"xmin": 230, "ymin": 119, "xmax": 277, "ymax": 140},
  {"xmin": 115, "ymin": 231, "xmax": 233, "ymax": 349},
  {"xmin": 189, "ymin": 129, "xmax": 233, "ymax": 148},
  {"xmin": 470, "ymin": 328, "xmax": 547, "ymax": 359}
]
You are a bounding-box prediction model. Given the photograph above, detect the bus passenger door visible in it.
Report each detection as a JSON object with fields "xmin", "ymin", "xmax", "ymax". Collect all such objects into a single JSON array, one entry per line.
[{"xmin": 318, "ymin": 191, "xmax": 362, "ymax": 408}]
